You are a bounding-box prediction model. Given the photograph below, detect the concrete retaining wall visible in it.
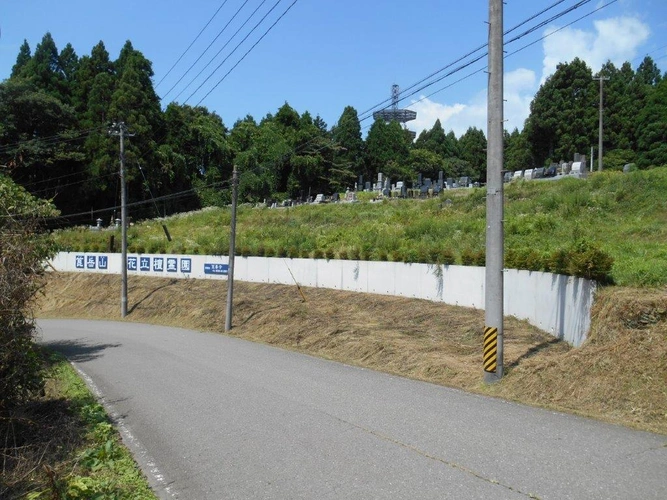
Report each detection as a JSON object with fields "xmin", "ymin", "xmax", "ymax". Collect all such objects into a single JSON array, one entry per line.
[{"xmin": 49, "ymin": 252, "xmax": 595, "ymax": 346}]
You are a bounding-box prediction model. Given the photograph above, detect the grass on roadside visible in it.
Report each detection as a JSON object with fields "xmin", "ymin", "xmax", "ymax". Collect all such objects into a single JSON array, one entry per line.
[{"xmin": 0, "ymin": 351, "xmax": 157, "ymax": 500}]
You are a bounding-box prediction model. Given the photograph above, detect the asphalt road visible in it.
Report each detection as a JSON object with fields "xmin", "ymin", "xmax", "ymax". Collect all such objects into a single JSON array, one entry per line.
[{"xmin": 38, "ymin": 319, "xmax": 666, "ymax": 500}]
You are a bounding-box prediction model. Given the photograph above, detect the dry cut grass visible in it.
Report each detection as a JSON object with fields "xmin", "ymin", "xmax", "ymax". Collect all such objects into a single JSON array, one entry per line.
[{"xmin": 37, "ymin": 273, "xmax": 667, "ymax": 435}]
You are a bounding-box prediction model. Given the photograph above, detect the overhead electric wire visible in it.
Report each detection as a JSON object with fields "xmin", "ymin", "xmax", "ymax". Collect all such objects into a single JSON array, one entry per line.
[
  {"xmin": 184, "ymin": 0, "xmax": 290, "ymax": 104},
  {"xmin": 195, "ymin": 0, "xmax": 299, "ymax": 106},
  {"xmin": 5, "ymin": 0, "xmax": 618, "ymax": 226},
  {"xmin": 360, "ymin": 0, "xmax": 591, "ymax": 122},
  {"xmin": 0, "ymin": 125, "xmax": 108, "ymax": 154},
  {"xmin": 504, "ymin": 0, "xmax": 593, "ymax": 45},
  {"xmin": 161, "ymin": 0, "xmax": 249, "ymax": 100},
  {"xmin": 358, "ymin": 0, "xmax": 575, "ymax": 119},
  {"xmin": 156, "ymin": 0, "xmax": 230, "ymax": 88},
  {"xmin": 235, "ymin": 0, "xmax": 618, "ymax": 186},
  {"xmin": 28, "ymin": 172, "xmax": 117, "ymax": 196},
  {"xmin": 33, "ymin": 177, "xmax": 233, "ymax": 225},
  {"xmin": 358, "ymin": 0, "xmax": 602, "ymax": 125},
  {"xmin": 173, "ymin": 0, "xmax": 265, "ymax": 103}
]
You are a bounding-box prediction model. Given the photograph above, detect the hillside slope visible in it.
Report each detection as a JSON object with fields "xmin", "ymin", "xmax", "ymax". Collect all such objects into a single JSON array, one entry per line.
[{"xmin": 53, "ymin": 168, "xmax": 667, "ymax": 287}]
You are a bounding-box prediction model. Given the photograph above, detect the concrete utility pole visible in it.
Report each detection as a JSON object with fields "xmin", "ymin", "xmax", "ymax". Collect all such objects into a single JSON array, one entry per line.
[
  {"xmin": 593, "ymin": 76, "xmax": 609, "ymax": 172},
  {"xmin": 109, "ymin": 122, "xmax": 134, "ymax": 318},
  {"xmin": 225, "ymin": 165, "xmax": 239, "ymax": 332},
  {"xmin": 484, "ymin": 0, "xmax": 504, "ymax": 383}
]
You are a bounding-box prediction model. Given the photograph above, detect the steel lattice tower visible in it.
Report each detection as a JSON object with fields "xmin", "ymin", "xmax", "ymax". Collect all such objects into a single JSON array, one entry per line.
[{"xmin": 373, "ymin": 84, "xmax": 417, "ymax": 139}]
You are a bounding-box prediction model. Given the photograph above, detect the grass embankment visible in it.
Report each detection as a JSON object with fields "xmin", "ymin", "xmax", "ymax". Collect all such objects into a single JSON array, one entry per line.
[
  {"xmin": 0, "ymin": 351, "xmax": 157, "ymax": 500},
  {"xmin": 53, "ymin": 168, "xmax": 667, "ymax": 287},
  {"xmin": 38, "ymin": 273, "xmax": 667, "ymax": 435}
]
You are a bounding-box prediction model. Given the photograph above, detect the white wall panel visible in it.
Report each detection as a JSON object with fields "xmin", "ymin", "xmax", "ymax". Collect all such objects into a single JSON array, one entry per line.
[{"xmin": 50, "ymin": 252, "xmax": 595, "ymax": 346}]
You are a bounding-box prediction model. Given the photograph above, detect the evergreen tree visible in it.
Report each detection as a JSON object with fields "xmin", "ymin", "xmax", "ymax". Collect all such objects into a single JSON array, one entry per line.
[
  {"xmin": 73, "ymin": 41, "xmax": 115, "ymax": 115},
  {"xmin": 636, "ymin": 56, "xmax": 662, "ymax": 86},
  {"xmin": 504, "ymin": 128, "xmax": 532, "ymax": 173},
  {"xmin": 0, "ymin": 79, "xmax": 82, "ymax": 211},
  {"xmin": 459, "ymin": 127, "xmax": 487, "ymax": 181},
  {"xmin": 636, "ymin": 78, "xmax": 667, "ymax": 168},
  {"xmin": 331, "ymin": 106, "xmax": 364, "ymax": 185},
  {"xmin": 525, "ymin": 58, "xmax": 596, "ymax": 166},
  {"xmin": 11, "ymin": 40, "xmax": 31, "ymax": 78},
  {"xmin": 365, "ymin": 119, "xmax": 412, "ymax": 182},
  {"xmin": 18, "ymin": 33, "xmax": 67, "ymax": 101}
]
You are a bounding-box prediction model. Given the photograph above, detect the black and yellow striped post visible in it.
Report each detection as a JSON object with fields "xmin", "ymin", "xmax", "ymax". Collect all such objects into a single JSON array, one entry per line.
[{"xmin": 483, "ymin": 327, "xmax": 498, "ymax": 373}]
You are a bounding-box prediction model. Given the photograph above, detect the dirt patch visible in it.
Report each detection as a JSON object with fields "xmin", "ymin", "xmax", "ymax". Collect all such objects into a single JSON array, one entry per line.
[{"xmin": 37, "ymin": 273, "xmax": 667, "ymax": 434}]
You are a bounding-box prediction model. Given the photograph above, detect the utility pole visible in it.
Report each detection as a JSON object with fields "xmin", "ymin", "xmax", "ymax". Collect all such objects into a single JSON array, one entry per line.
[
  {"xmin": 484, "ymin": 0, "xmax": 504, "ymax": 383},
  {"xmin": 109, "ymin": 122, "xmax": 134, "ymax": 318},
  {"xmin": 593, "ymin": 76, "xmax": 609, "ymax": 172},
  {"xmin": 225, "ymin": 165, "xmax": 239, "ymax": 332}
]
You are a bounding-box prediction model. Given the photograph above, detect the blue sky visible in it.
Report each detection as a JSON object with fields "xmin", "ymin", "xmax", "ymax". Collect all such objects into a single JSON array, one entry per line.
[{"xmin": 2, "ymin": 1, "xmax": 666, "ymax": 137}]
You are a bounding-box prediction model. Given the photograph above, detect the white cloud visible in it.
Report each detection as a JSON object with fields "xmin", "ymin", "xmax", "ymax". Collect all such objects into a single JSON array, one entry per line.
[
  {"xmin": 541, "ymin": 16, "xmax": 650, "ymax": 82},
  {"xmin": 406, "ymin": 67, "xmax": 536, "ymax": 137},
  {"xmin": 404, "ymin": 15, "xmax": 650, "ymax": 138}
]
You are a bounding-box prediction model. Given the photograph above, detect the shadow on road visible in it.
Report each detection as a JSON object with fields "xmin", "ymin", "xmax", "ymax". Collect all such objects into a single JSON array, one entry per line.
[{"xmin": 42, "ymin": 339, "xmax": 121, "ymax": 362}]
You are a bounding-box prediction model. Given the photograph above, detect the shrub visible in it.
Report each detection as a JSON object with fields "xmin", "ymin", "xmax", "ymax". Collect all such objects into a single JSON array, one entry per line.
[
  {"xmin": 474, "ymin": 249, "xmax": 486, "ymax": 266},
  {"xmin": 325, "ymin": 249, "xmax": 335, "ymax": 260},
  {"xmin": 287, "ymin": 246, "xmax": 299, "ymax": 258},
  {"xmin": 438, "ymin": 248, "xmax": 456, "ymax": 265},
  {"xmin": 240, "ymin": 246, "xmax": 251, "ymax": 257},
  {"xmin": 0, "ymin": 177, "xmax": 58, "ymax": 411},
  {"xmin": 416, "ymin": 247, "xmax": 430, "ymax": 263},
  {"xmin": 546, "ymin": 248, "xmax": 569, "ymax": 275},
  {"xmin": 566, "ymin": 241, "xmax": 614, "ymax": 284},
  {"xmin": 377, "ymin": 250, "xmax": 388, "ymax": 261},
  {"xmin": 256, "ymin": 245, "xmax": 266, "ymax": 257},
  {"xmin": 338, "ymin": 248, "xmax": 349, "ymax": 260},
  {"xmin": 389, "ymin": 250, "xmax": 402, "ymax": 262},
  {"xmin": 461, "ymin": 248, "xmax": 476, "ymax": 266},
  {"xmin": 264, "ymin": 247, "xmax": 276, "ymax": 257},
  {"xmin": 349, "ymin": 247, "xmax": 361, "ymax": 260},
  {"xmin": 277, "ymin": 246, "xmax": 288, "ymax": 258},
  {"xmin": 312, "ymin": 249, "xmax": 324, "ymax": 259}
]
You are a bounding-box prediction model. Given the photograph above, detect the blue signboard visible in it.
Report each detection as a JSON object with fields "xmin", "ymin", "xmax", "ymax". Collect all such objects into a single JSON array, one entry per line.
[
  {"xmin": 180, "ymin": 258, "xmax": 192, "ymax": 273},
  {"xmin": 153, "ymin": 257, "xmax": 164, "ymax": 272},
  {"xmin": 204, "ymin": 263, "xmax": 229, "ymax": 275},
  {"xmin": 98, "ymin": 256, "xmax": 108, "ymax": 270},
  {"xmin": 75, "ymin": 255, "xmax": 85, "ymax": 269},
  {"xmin": 86, "ymin": 256, "xmax": 96, "ymax": 269},
  {"xmin": 140, "ymin": 256, "xmax": 151, "ymax": 272},
  {"xmin": 166, "ymin": 258, "xmax": 178, "ymax": 273},
  {"xmin": 127, "ymin": 256, "xmax": 138, "ymax": 271}
]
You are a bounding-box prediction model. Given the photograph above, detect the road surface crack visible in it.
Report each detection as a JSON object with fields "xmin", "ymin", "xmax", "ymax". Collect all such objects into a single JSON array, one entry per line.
[{"xmin": 328, "ymin": 413, "xmax": 541, "ymax": 499}]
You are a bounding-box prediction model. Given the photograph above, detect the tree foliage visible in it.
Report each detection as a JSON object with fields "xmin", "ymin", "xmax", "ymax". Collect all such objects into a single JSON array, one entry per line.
[
  {"xmin": 1, "ymin": 33, "xmax": 665, "ymax": 222},
  {"xmin": 0, "ymin": 175, "xmax": 58, "ymax": 411}
]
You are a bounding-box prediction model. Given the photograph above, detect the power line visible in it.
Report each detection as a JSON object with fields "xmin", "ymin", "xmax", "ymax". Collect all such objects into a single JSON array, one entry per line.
[
  {"xmin": 173, "ymin": 0, "xmax": 265, "ymax": 103},
  {"xmin": 156, "ymin": 0, "xmax": 230, "ymax": 88},
  {"xmin": 361, "ymin": 0, "xmax": 608, "ymax": 125},
  {"xmin": 195, "ymin": 0, "xmax": 299, "ymax": 106},
  {"xmin": 358, "ymin": 0, "xmax": 578, "ymax": 120},
  {"xmin": 0, "ymin": 125, "xmax": 107, "ymax": 154},
  {"xmin": 161, "ymin": 0, "xmax": 251, "ymax": 100},
  {"xmin": 184, "ymin": 0, "xmax": 290, "ymax": 104}
]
